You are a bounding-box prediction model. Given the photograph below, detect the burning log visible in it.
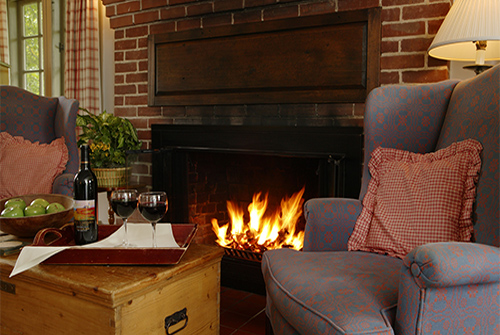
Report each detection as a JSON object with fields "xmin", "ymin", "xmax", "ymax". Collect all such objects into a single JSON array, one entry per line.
[{"xmin": 211, "ymin": 187, "xmax": 305, "ymax": 254}]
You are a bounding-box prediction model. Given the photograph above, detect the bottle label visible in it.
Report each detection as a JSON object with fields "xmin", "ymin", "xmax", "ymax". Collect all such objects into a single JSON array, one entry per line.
[{"xmin": 74, "ymin": 200, "xmax": 96, "ymax": 232}]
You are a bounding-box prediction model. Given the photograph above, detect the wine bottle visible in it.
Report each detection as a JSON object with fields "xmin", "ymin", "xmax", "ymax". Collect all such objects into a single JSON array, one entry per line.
[{"xmin": 73, "ymin": 144, "xmax": 98, "ymax": 245}]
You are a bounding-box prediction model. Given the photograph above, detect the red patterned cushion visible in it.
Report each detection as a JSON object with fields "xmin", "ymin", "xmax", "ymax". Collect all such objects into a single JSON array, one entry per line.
[
  {"xmin": 0, "ymin": 132, "xmax": 68, "ymax": 199},
  {"xmin": 348, "ymin": 139, "xmax": 482, "ymax": 259}
]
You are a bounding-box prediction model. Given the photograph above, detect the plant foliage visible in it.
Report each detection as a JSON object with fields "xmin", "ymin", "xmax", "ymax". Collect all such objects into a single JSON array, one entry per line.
[{"xmin": 76, "ymin": 109, "xmax": 141, "ymax": 168}]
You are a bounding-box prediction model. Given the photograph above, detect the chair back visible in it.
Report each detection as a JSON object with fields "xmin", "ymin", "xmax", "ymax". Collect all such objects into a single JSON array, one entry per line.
[
  {"xmin": 1, "ymin": 86, "xmax": 59, "ymax": 143},
  {"xmin": 0, "ymin": 85, "xmax": 79, "ymax": 174},
  {"xmin": 435, "ymin": 65, "xmax": 499, "ymax": 247},
  {"xmin": 360, "ymin": 79, "xmax": 459, "ymax": 200}
]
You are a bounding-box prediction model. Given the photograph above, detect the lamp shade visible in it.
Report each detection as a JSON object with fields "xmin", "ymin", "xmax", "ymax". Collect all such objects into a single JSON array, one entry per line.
[{"xmin": 428, "ymin": 0, "xmax": 500, "ymax": 62}]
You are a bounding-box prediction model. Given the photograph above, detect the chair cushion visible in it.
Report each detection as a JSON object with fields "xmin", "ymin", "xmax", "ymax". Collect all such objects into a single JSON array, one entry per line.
[
  {"xmin": 348, "ymin": 139, "xmax": 482, "ymax": 259},
  {"xmin": 0, "ymin": 132, "xmax": 68, "ymax": 199},
  {"xmin": 262, "ymin": 248, "xmax": 401, "ymax": 335}
]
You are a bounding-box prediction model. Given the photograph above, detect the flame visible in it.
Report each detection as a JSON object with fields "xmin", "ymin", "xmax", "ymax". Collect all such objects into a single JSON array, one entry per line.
[{"xmin": 211, "ymin": 187, "xmax": 305, "ymax": 253}]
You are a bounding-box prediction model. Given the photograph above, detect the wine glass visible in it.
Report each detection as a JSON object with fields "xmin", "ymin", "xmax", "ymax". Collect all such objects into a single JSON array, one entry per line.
[
  {"xmin": 110, "ymin": 189, "xmax": 138, "ymax": 246},
  {"xmin": 138, "ymin": 191, "xmax": 168, "ymax": 247}
]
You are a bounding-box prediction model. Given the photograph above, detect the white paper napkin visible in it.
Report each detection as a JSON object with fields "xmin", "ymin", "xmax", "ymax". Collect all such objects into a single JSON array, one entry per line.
[
  {"xmin": 116, "ymin": 223, "xmax": 180, "ymax": 248},
  {"xmin": 10, "ymin": 223, "xmax": 179, "ymax": 278}
]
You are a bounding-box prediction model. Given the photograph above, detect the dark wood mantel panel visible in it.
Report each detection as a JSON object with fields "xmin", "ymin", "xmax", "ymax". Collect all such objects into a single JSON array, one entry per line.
[{"xmin": 148, "ymin": 8, "xmax": 381, "ymax": 106}]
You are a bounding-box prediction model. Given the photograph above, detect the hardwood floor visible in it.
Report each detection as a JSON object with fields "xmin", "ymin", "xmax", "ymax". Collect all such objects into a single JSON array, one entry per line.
[{"xmin": 220, "ymin": 286, "xmax": 266, "ymax": 335}]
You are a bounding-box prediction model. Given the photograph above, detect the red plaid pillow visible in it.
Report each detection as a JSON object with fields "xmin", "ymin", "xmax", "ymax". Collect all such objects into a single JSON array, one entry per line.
[
  {"xmin": 0, "ymin": 132, "xmax": 68, "ymax": 199},
  {"xmin": 348, "ymin": 139, "xmax": 482, "ymax": 259}
]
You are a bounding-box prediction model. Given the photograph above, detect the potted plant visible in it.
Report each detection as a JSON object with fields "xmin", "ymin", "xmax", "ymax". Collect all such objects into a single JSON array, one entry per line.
[{"xmin": 76, "ymin": 108, "xmax": 141, "ymax": 188}]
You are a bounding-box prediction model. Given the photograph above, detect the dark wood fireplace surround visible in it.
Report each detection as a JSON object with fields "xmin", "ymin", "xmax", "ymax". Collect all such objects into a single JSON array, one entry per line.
[{"xmin": 148, "ymin": 8, "xmax": 381, "ymax": 295}]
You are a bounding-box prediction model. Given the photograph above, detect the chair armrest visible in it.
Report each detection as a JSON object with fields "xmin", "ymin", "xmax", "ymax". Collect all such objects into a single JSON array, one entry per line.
[
  {"xmin": 303, "ymin": 198, "xmax": 361, "ymax": 251},
  {"xmin": 52, "ymin": 173, "xmax": 75, "ymax": 197},
  {"xmin": 396, "ymin": 242, "xmax": 499, "ymax": 334},
  {"xmin": 404, "ymin": 242, "xmax": 500, "ymax": 288}
]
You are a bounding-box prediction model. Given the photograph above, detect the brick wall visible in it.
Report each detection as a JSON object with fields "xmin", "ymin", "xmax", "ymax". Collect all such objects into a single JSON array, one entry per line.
[
  {"xmin": 101, "ymin": 0, "xmax": 451, "ymax": 149},
  {"xmin": 100, "ymin": 0, "xmax": 452, "ymax": 243}
]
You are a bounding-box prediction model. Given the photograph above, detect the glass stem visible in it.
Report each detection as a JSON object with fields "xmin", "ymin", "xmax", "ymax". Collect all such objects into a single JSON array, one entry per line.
[
  {"xmin": 152, "ymin": 221, "xmax": 157, "ymax": 248},
  {"xmin": 123, "ymin": 219, "xmax": 128, "ymax": 246}
]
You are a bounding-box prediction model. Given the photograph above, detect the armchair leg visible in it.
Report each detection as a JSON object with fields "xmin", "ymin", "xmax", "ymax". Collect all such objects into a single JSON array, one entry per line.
[{"xmin": 265, "ymin": 315, "xmax": 274, "ymax": 335}]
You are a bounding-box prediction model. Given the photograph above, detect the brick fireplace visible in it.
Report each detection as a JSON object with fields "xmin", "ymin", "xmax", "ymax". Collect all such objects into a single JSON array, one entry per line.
[
  {"xmin": 101, "ymin": 0, "xmax": 451, "ymax": 134},
  {"xmin": 101, "ymin": 0, "xmax": 452, "ymax": 293}
]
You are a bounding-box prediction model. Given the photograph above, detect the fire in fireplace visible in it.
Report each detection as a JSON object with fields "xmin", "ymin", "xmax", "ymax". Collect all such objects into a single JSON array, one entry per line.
[
  {"xmin": 211, "ymin": 187, "xmax": 305, "ymax": 254},
  {"xmin": 152, "ymin": 125, "xmax": 363, "ymax": 294}
]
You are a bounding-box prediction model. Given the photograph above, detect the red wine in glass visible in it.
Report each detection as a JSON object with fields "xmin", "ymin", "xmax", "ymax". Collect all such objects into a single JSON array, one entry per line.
[
  {"xmin": 112, "ymin": 200, "xmax": 138, "ymax": 218},
  {"xmin": 138, "ymin": 203, "xmax": 167, "ymax": 222},
  {"xmin": 110, "ymin": 189, "xmax": 138, "ymax": 246},
  {"xmin": 138, "ymin": 192, "xmax": 168, "ymax": 247}
]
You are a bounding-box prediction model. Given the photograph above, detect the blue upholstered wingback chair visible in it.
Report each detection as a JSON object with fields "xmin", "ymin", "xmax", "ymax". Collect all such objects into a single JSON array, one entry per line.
[
  {"xmin": 262, "ymin": 65, "xmax": 499, "ymax": 334},
  {"xmin": 0, "ymin": 85, "xmax": 79, "ymax": 196}
]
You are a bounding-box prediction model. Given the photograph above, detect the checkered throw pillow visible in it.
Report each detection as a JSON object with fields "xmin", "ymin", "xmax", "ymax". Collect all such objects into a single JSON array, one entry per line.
[
  {"xmin": 348, "ymin": 139, "xmax": 482, "ymax": 259},
  {"xmin": 0, "ymin": 132, "xmax": 68, "ymax": 199}
]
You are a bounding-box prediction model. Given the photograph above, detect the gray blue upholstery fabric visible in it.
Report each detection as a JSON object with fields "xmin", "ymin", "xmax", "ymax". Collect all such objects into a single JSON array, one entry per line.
[
  {"xmin": 263, "ymin": 249, "xmax": 401, "ymax": 334},
  {"xmin": 303, "ymin": 198, "xmax": 361, "ymax": 252},
  {"xmin": 262, "ymin": 65, "xmax": 500, "ymax": 335},
  {"xmin": 436, "ymin": 68, "xmax": 499, "ymax": 247},
  {"xmin": 396, "ymin": 243, "xmax": 500, "ymax": 334}
]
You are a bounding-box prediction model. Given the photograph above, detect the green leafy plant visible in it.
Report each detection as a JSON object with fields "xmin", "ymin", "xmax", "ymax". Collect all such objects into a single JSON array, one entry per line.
[{"xmin": 76, "ymin": 108, "xmax": 141, "ymax": 168}]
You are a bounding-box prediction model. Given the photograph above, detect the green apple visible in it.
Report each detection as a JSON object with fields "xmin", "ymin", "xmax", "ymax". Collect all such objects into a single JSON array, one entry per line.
[
  {"xmin": 30, "ymin": 198, "xmax": 50, "ymax": 208},
  {"xmin": 24, "ymin": 204, "xmax": 46, "ymax": 216},
  {"xmin": 4, "ymin": 198, "xmax": 26, "ymax": 209},
  {"xmin": 1, "ymin": 206, "xmax": 25, "ymax": 217},
  {"xmin": 46, "ymin": 202, "xmax": 65, "ymax": 214}
]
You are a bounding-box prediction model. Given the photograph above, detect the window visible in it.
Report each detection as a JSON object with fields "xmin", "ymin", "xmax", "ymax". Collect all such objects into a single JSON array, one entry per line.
[
  {"xmin": 21, "ymin": 1, "xmax": 43, "ymax": 95},
  {"xmin": 7, "ymin": 0, "xmax": 64, "ymax": 96}
]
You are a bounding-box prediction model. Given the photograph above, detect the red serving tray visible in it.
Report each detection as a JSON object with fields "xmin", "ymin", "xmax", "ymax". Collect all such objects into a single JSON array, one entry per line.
[{"xmin": 31, "ymin": 224, "xmax": 197, "ymax": 265}]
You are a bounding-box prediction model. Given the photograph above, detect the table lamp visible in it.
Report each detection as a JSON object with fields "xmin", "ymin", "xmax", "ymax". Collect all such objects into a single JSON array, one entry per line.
[{"xmin": 428, "ymin": 0, "xmax": 500, "ymax": 75}]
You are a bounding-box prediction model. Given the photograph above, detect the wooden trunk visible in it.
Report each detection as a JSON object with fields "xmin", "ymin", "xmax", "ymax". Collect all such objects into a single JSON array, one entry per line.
[{"xmin": 0, "ymin": 243, "xmax": 223, "ymax": 335}]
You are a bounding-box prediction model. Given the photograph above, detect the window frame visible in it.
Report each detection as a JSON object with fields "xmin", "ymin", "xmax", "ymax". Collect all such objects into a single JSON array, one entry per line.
[
  {"xmin": 17, "ymin": 0, "xmax": 44, "ymax": 95},
  {"xmin": 9, "ymin": 0, "xmax": 58, "ymax": 96}
]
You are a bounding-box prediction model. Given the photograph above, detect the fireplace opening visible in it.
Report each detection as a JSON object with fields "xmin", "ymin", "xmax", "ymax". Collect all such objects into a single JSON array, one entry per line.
[
  {"xmin": 190, "ymin": 150, "xmax": 344, "ymax": 295},
  {"xmin": 187, "ymin": 151, "xmax": 336, "ymax": 244},
  {"xmin": 152, "ymin": 125, "xmax": 363, "ymax": 294}
]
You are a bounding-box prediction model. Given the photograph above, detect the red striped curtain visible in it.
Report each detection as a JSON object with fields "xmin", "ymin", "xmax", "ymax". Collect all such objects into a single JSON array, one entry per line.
[{"xmin": 65, "ymin": 0, "xmax": 100, "ymax": 114}]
